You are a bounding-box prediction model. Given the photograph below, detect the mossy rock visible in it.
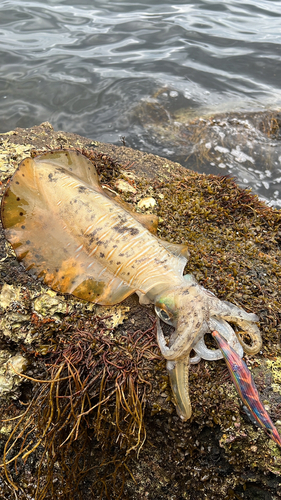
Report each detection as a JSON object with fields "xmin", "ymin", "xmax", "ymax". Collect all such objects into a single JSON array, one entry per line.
[{"xmin": 0, "ymin": 122, "xmax": 280, "ymax": 499}]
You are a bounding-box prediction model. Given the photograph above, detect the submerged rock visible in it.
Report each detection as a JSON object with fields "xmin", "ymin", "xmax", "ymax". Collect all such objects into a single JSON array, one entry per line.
[{"xmin": 134, "ymin": 94, "xmax": 281, "ymax": 208}]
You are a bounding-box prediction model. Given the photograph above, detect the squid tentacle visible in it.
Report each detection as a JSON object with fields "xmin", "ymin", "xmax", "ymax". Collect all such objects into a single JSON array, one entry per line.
[
  {"xmin": 208, "ymin": 317, "xmax": 244, "ymax": 358},
  {"xmin": 155, "ymin": 279, "xmax": 261, "ymax": 421},
  {"xmin": 166, "ymin": 360, "xmax": 191, "ymax": 421},
  {"xmin": 188, "ymin": 317, "xmax": 244, "ymax": 363},
  {"xmin": 189, "ymin": 351, "xmax": 202, "ymax": 364},
  {"xmin": 156, "ymin": 315, "xmax": 203, "ymax": 361},
  {"xmin": 208, "ymin": 298, "xmax": 262, "ymax": 355},
  {"xmin": 232, "ymin": 319, "xmax": 262, "ymax": 355}
]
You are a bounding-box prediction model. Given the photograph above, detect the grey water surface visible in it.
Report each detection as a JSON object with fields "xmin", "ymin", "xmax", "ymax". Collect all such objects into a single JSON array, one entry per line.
[{"xmin": 1, "ymin": 0, "xmax": 281, "ymax": 205}]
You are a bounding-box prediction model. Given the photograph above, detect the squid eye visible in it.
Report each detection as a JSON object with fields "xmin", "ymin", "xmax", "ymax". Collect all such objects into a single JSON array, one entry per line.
[
  {"xmin": 159, "ymin": 309, "xmax": 170, "ymax": 322},
  {"xmin": 155, "ymin": 306, "xmax": 174, "ymax": 326}
]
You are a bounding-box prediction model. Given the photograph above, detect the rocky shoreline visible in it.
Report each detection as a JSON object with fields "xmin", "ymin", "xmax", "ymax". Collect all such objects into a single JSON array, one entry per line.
[{"xmin": 0, "ymin": 122, "xmax": 280, "ymax": 499}]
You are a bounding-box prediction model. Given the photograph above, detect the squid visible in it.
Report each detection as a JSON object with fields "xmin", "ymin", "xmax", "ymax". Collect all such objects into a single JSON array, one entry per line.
[{"xmin": 1, "ymin": 149, "xmax": 262, "ymax": 420}]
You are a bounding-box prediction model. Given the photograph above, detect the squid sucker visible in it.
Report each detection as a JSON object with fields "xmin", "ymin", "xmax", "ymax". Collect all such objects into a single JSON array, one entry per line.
[{"xmin": 1, "ymin": 149, "xmax": 262, "ymax": 421}]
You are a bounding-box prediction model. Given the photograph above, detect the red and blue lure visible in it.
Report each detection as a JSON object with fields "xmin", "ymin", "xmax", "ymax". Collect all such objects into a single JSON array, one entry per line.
[{"xmin": 212, "ymin": 330, "xmax": 281, "ymax": 447}]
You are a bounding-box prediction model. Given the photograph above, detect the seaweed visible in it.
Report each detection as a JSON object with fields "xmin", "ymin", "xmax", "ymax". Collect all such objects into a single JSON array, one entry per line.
[
  {"xmin": 0, "ymin": 313, "xmax": 160, "ymax": 499},
  {"xmin": 0, "ymin": 123, "xmax": 280, "ymax": 499}
]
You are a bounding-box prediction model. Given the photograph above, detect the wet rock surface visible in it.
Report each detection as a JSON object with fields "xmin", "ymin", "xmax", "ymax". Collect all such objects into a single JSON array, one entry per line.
[{"xmin": 0, "ymin": 122, "xmax": 280, "ymax": 499}]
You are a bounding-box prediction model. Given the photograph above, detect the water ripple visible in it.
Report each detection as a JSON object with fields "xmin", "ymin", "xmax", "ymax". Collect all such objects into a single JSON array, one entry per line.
[{"xmin": 1, "ymin": 0, "xmax": 281, "ymax": 203}]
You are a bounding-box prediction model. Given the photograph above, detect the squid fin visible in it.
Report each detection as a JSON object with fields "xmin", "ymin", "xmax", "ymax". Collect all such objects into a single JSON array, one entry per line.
[
  {"xmin": 35, "ymin": 149, "xmax": 101, "ymax": 189},
  {"xmin": 1, "ymin": 152, "xmax": 133, "ymax": 305}
]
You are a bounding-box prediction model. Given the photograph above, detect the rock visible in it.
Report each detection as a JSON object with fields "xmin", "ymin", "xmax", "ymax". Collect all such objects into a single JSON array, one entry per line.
[
  {"xmin": 137, "ymin": 197, "xmax": 157, "ymax": 209},
  {"xmin": 0, "ymin": 283, "xmax": 23, "ymax": 309},
  {"xmin": 33, "ymin": 291, "xmax": 72, "ymax": 319},
  {"xmin": 0, "ymin": 122, "xmax": 280, "ymax": 500},
  {"xmin": 115, "ymin": 178, "xmax": 137, "ymax": 193},
  {"xmin": 0, "ymin": 351, "xmax": 28, "ymax": 398}
]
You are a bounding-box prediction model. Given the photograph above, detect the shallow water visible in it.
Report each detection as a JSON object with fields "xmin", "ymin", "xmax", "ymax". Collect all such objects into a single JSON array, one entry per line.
[{"xmin": 1, "ymin": 0, "xmax": 281, "ymax": 205}]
